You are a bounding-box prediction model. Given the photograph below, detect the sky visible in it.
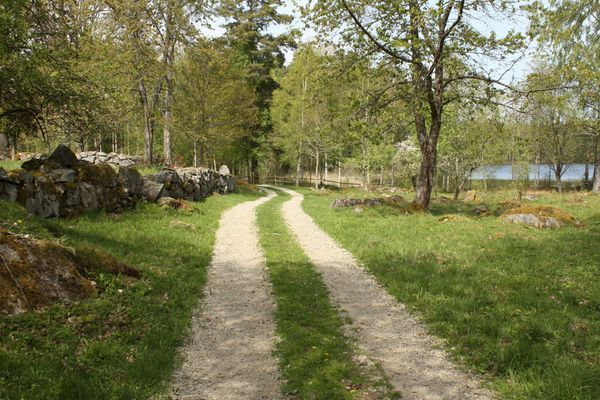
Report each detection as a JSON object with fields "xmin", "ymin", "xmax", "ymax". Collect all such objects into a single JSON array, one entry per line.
[{"xmin": 201, "ymin": 1, "xmax": 536, "ymax": 83}]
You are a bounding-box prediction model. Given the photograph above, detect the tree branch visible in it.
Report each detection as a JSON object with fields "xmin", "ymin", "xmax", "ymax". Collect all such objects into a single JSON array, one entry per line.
[{"xmin": 340, "ymin": 0, "xmax": 414, "ymax": 64}]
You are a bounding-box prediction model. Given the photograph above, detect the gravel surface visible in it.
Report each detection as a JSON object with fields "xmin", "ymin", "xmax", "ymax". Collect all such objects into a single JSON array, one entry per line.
[
  {"xmin": 170, "ymin": 190, "xmax": 283, "ymax": 400},
  {"xmin": 277, "ymin": 187, "xmax": 494, "ymax": 400}
]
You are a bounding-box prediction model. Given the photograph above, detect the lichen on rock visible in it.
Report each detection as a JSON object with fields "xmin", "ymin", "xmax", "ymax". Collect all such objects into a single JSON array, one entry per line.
[{"xmin": 501, "ymin": 205, "xmax": 576, "ymax": 229}]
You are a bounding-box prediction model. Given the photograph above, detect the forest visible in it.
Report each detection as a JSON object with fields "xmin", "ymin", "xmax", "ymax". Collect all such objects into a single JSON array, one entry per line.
[{"xmin": 0, "ymin": 0, "xmax": 598, "ymax": 208}]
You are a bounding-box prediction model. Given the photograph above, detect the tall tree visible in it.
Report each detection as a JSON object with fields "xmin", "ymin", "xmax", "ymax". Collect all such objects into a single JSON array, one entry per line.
[
  {"xmin": 175, "ymin": 39, "xmax": 256, "ymax": 167},
  {"xmin": 532, "ymin": 0, "xmax": 599, "ymax": 191},
  {"xmin": 219, "ymin": 0, "xmax": 294, "ymax": 181},
  {"xmin": 152, "ymin": 0, "xmax": 209, "ymax": 165},
  {"xmin": 308, "ymin": 0, "xmax": 524, "ymax": 208}
]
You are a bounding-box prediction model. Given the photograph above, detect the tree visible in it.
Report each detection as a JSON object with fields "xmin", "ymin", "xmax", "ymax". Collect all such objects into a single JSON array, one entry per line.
[
  {"xmin": 0, "ymin": 0, "xmax": 125, "ymax": 156},
  {"xmin": 174, "ymin": 40, "xmax": 256, "ymax": 167},
  {"xmin": 526, "ymin": 69, "xmax": 580, "ymax": 193},
  {"xmin": 272, "ymin": 45, "xmax": 341, "ymax": 187},
  {"xmin": 438, "ymin": 106, "xmax": 503, "ymax": 199},
  {"xmin": 152, "ymin": 0, "xmax": 209, "ymax": 165},
  {"xmin": 308, "ymin": 0, "xmax": 524, "ymax": 208},
  {"xmin": 220, "ymin": 0, "xmax": 294, "ymax": 181},
  {"xmin": 532, "ymin": 0, "xmax": 600, "ymax": 191}
]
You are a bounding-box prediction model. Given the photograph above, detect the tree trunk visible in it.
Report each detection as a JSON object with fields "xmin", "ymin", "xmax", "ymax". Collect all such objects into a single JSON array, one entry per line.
[
  {"xmin": 139, "ymin": 80, "xmax": 153, "ymax": 164},
  {"xmin": 0, "ymin": 132, "xmax": 8, "ymax": 160},
  {"xmin": 453, "ymin": 181, "xmax": 460, "ymax": 201},
  {"xmin": 162, "ymin": 5, "xmax": 175, "ymax": 166},
  {"xmin": 193, "ymin": 139, "xmax": 198, "ymax": 168},
  {"xmin": 10, "ymin": 135, "xmax": 17, "ymax": 160},
  {"xmin": 338, "ymin": 161, "xmax": 342, "ymax": 188},
  {"xmin": 414, "ymin": 135, "xmax": 438, "ymax": 209},
  {"xmin": 592, "ymin": 157, "xmax": 600, "ymax": 193},
  {"xmin": 554, "ymin": 163, "xmax": 564, "ymax": 193},
  {"xmin": 295, "ymin": 154, "xmax": 301, "ymax": 186},
  {"xmin": 315, "ymin": 151, "xmax": 319, "ymax": 189}
]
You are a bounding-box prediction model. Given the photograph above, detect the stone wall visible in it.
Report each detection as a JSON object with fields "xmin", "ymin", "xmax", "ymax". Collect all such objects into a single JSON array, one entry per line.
[
  {"xmin": 0, "ymin": 145, "xmax": 235, "ymax": 217},
  {"xmin": 77, "ymin": 151, "xmax": 141, "ymax": 168},
  {"xmin": 143, "ymin": 167, "xmax": 235, "ymax": 202}
]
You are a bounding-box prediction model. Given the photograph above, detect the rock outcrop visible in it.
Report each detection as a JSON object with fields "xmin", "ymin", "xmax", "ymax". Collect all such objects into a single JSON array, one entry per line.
[
  {"xmin": 0, "ymin": 229, "xmax": 96, "ymax": 315},
  {"xmin": 0, "ymin": 229, "xmax": 141, "ymax": 315},
  {"xmin": 331, "ymin": 195, "xmax": 405, "ymax": 209},
  {"xmin": 501, "ymin": 205, "xmax": 576, "ymax": 229}
]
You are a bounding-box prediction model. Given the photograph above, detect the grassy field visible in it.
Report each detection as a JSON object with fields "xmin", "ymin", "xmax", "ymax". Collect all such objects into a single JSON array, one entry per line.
[
  {"xmin": 0, "ymin": 189, "xmax": 262, "ymax": 399},
  {"xmin": 256, "ymin": 190, "xmax": 398, "ymax": 399},
  {"xmin": 299, "ymin": 188, "xmax": 600, "ymax": 400}
]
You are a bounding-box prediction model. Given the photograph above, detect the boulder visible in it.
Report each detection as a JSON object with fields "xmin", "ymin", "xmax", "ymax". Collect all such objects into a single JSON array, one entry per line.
[
  {"xmin": 118, "ymin": 167, "xmax": 143, "ymax": 198},
  {"xmin": 504, "ymin": 213, "xmax": 563, "ymax": 229},
  {"xmin": 78, "ymin": 182, "xmax": 98, "ymax": 209},
  {"xmin": 462, "ymin": 190, "xmax": 478, "ymax": 203},
  {"xmin": 143, "ymin": 177, "xmax": 164, "ymax": 202},
  {"xmin": 21, "ymin": 158, "xmax": 45, "ymax": 170},
  {"xmin": 501, "ymin": 205, "xmax": 575, "ymax": 229},
  {"xmin": 473, "ymin": 204, "xmax": 491, "ymax": 216},
  {"xmin": 77, "ymin": 163, "xmax": 117, "ymax": 188},
  {"xmin": 0, "ymin": 229, "xmax": 96, "ymax": 315},
  {"xmin": 219, "ymin": 165, "xmax": 231, "ymax": 175},
  {"xmin": 0, "ymin": 181, "xmax": 18, "ymax": 202},
  {"xmin": 40, "ymin": 160, "xmax": 63, "ymax": 174},
  {"xmin": 119, "ymin": 159, "xmax": 135, "ymax": 168},
  {"xmin": 21, "ymin": 175, "xmax": 61, "ymax": 218},
  {"xmin": 47, "ymin": 168, "xmax": 76, "ymax": 183},
  {"xmin": 47, "ymin": 144, "xmax": 79, "ymax": 168},
  {"xmin": 332, "ymin": 198, "xmax": 382, "ymax": 208}
]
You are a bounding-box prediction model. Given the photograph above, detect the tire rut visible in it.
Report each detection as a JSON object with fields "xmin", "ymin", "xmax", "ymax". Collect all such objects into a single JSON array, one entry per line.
[
  {"xmin": 170, "ymin": 190, "xmax": 283, "ymax": 400},
  {"xmin": 276, "ymin": 187, "xmax": 494, "ymax": 400}
]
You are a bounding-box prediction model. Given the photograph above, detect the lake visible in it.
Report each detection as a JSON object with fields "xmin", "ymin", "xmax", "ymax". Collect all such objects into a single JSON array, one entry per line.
[{"xmin": 471, "ymin": 164, "xmax": 596, "ymax": 181}]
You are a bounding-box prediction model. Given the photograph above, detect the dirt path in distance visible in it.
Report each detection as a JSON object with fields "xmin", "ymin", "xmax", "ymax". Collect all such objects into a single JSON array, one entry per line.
[
  {"xmin": 277, "ymin": 187, "xmax": 494, "ymax": 400},
  {"xmin": 170, "ymin": 190, "xmax": 283, "ymax": 400}
]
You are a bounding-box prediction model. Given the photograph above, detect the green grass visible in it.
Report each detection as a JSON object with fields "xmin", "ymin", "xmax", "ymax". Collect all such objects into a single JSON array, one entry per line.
[
  {"xmin": 256, "ymin": 190, "xmax": 398, "ymax": 399},
  {"xmin": 299, "ymin": 188, "xmax": 600, "ymax": 400},
  {"xmin": 0, "ymin": 159, "xmax": 23, "ymax": 171},
  {"xmin": 0, "ymin": 190, "xmax": 262, "ymax": 399}
]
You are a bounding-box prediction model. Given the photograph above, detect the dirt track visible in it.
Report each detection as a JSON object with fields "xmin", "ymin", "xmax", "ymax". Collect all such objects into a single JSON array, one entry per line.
[
  {"xmin": 170, "ymin": 189, "xmax": 283, "ymax": 400},
  {"xmin": 171, "ymin": 187, "xmax": 493, "ymax": 399},
  {"xmin": 277, "ymin": 187, "xmax": 493, "ymax": 400}
]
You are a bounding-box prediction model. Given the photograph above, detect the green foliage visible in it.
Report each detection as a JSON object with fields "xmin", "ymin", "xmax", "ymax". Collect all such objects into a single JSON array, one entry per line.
[
  {"xmin": 218, "ymin": 0, "xmax": 295, "ymax": 180},
  {"xmin": 174, "ymin": 39, "xmax": 257, "ymax": 167}
]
